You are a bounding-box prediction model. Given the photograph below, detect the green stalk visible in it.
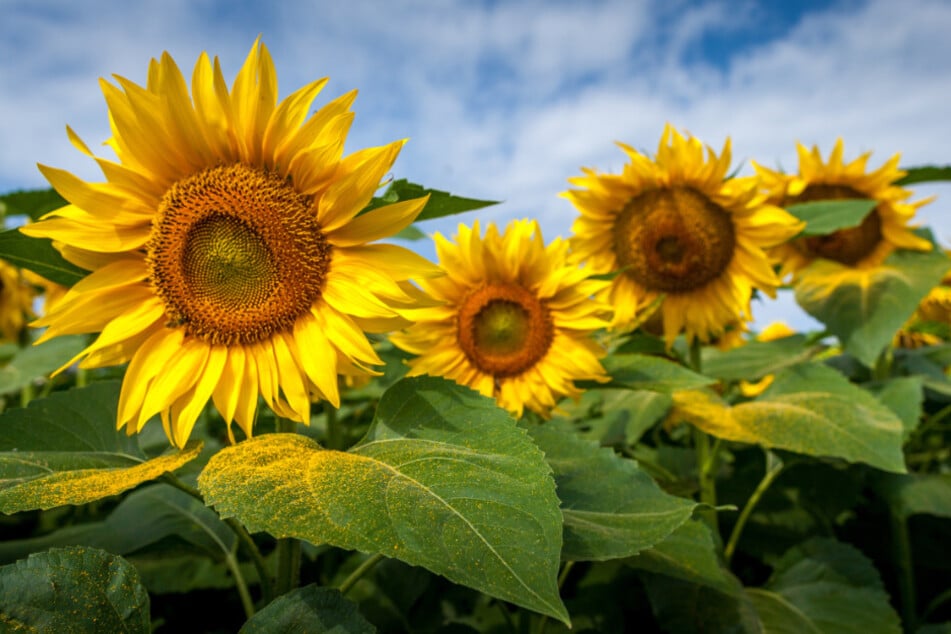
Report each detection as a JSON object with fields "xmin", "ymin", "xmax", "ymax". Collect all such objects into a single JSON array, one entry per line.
[
  {"xmin": 224, "ymin": 552, "xmax": 256, "ymax": 619},
  {"xmin": 687, "ymin": 339, "xmax": 719, "ymax": 532},
  {"xmin": 324, "ymin": 402, "xmax": 342, "ymax": 450},
  {"xmin": 724, "ymin": 450, "xmax": 783, "ymax": 564},
  {"xmin": 890, "ymin": 510, "xmax": 917, "ymax": 632},
  {"xmin": 161, "ymin": 473, "xmax": 274, "ymax": 604},
  {"xmin": 337, "ymin": 553, "xmax": 384, "ymax": 595}
]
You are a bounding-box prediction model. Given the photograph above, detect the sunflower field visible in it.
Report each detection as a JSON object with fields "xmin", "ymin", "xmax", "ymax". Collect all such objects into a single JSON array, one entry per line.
[{"xmin": 0, "ymin": 40, "xmax": 950, "ymax": 633}]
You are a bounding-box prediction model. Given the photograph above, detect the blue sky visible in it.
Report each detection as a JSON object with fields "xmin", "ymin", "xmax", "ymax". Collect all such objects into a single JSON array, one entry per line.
[{"xmin": 2, "ymin": 0, "xmax": 950, "ymax": 331}]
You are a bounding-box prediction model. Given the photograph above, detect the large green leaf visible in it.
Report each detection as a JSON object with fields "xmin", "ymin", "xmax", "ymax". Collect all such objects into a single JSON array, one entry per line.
[
  {"xmin": 199, "ymin": 376, "xmax": 568, "ymax": 625},
  {"xmin": 0, "ymin": 382, "xmax": 202, "ymax": 512},
  {"xmin": 794, "ymin": 243, "xmax": 950, "ymax": 367},
  {"xmin": 0, "ymin": 187, "xmax": 67, "ymax": 220},
  {"xmin": 867, "ymin": 376, "xmax": 924, "ymax": 439},
  {"xmin": 748, "ymin": 538, "xmax": 901, "ymax": 634},
  {"xmin": 641, "ymin": 570, "xmax": 760, "ymax": 634},
  {"xmin": 874, "ymin": 472, "xmax": 951, "ymax": 520},
  {"xmin": 527, "ymin": 421, "xmax": 695, "ymax": 561},
  {"xmin": 0, "ymin": 335, "xmax": 87, "ymax": 395},
  {"xmin": 240, "ymin": 585, "xmax": 376, "ymax": 633},
  {"xmin": 628, "ymin": 519, "xmax": 739, "ymax": 596},
  {"xmin": 0, "ymin": 483, "xmax": 235, "ymax": 567},
  {"xmin": 670, "ymin": 363, "xmax": 906, "ymax": 473},
  {"xmin": 700, "ymin": 334, "xmax": 816, "ymax": 382},
  {"xmin": 0, "ymin": 229, "xmax": 86, "ymax": 286},
  {"xmin": 786, "ymin": 199, "xmax": 878, "ymax": 236},
  {"xmin": 0, "ymin": 381, "xmax": 138, "ymax": 453},
  {"xmin": 361, "ymin": 179, "xmax": 498, "ymax": 222},
  {"xmin": 0, "ymin": 546, "xmax": 150, "ymax": 633},
  {"xmin": 602, "ymin": 353, "xmax": 715, "ymax": 392}
]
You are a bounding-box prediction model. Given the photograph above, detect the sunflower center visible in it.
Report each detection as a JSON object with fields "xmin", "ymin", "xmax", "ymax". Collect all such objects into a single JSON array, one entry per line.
[
  {"xmin": 148, "ymin": 163, "xmax": 331, "ymax": 345},
  {"xmin": 457, "ymin": 283, "xmax": 553, "ymax": 377},
  {"xmin": 792, "ymin": 184, "xmax": 883, "ymax": 266},
  {"xmin": 613, "ymin": 186, "xmax": 736, "ymax": 292}
]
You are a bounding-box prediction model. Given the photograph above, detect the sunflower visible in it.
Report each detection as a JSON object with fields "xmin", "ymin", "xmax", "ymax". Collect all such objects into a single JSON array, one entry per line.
[
  {"xmin": 0, "ymin": 260, "xmax": 35, "ymax": 343},
  {"xmin": 21, "ymin": 40, "xmax": 438, "ymax": 448},
  {"xmin": 564, "ymin": 124, "xmax": 803, "ymax": 347},
  {"xmin": 389, "ymin": 219, "xmax": 611, "ymax": 418},
  {"xmin": 755, "ymin": 139, "xmax": 932, "ymax": 279},
  {"xmin": 895, "ymin": 259, "xmax": 951, "ymax": 348}
]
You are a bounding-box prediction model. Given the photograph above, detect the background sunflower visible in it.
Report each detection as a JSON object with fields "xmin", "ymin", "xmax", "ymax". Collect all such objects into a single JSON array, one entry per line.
[
  {"xmin": 390, "ymin": 219, "xmax": 611, "ymax": 418},
  {"xmin": 564, "ymin": 124, "xmax": 804, "ymax": 348},
  {"xmin": 756, "ymin": 139, "xmax": 933, "ymax": 280}
]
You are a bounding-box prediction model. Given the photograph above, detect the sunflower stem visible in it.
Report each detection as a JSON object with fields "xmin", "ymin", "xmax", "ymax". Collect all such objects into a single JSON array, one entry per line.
[
  {"xmin": 724, "ymin": 450, "xmax": 783, "ymax": 565},
  {"xmin": 324, "ymin": 403, "xmax": 342, "ymax": 450},
  {"xmin": 160, "ymin": 473, "xmax": 274, "ymax": 604},
  {"xmin": 274, "ymin": 417, "xmax": 302, "ymax": 598},
  {"xmin": 687, "ymin": 339, "xmax": 719, "ymax": 534},
  {"xmin": 890, "ymin": 509, "xmax": 917, "ymax": 631},
  {"xmin": 337, "ymin": 553, "xmax": 384, "ymax": 595},
  {"xmin": 225, "ymin": 552, "xmax": 256, "ymax": 619}
]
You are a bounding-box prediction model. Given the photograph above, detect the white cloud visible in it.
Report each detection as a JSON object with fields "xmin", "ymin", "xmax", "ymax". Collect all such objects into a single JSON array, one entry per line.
[{"xmin": 1, "ymin": 0, "xmax": 949, "ymax": 333}]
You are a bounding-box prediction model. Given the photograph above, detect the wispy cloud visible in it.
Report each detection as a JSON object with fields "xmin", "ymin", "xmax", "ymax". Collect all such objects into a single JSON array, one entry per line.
[{"xmin": 2, "ymin": 0, "xmax": 949, "ymax": 330}]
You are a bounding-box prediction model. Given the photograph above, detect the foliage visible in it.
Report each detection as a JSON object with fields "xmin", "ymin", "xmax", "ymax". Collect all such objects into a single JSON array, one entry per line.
[{"xmin": 2, "ymin": 170, "xmax": 951, "ymax": 634}]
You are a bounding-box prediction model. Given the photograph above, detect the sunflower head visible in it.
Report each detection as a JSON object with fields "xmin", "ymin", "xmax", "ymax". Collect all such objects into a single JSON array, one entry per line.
[
  {"xmin": 22, "ymin": 39, "xmax": 438, "ymax": 447},
  {"xmin": 0, "ymin": 260, "xmax": 36, "ymax": 343},
  {"xmin": 564, "ymin": 124, "xmax": 803, "ymax": 348},
  {"xmin": 755, "ymin": 139, "xmax": 933, "ymax": 279},
  {"xmin": 390, "ymin": 219, "xmax": 611, "ymax": 418}
]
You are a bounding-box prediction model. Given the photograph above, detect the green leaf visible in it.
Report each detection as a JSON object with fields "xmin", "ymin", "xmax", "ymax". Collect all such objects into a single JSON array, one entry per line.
[
  {"xmin": 897, "ymin": 165, "xmax": 951, "ymax": 185},
  {"xmin": 0, "ymin": 382, "xmax": 202, "ymax": 512},
  {"xmin": 199, "ymin": 376, "xmax": 568, "ymax": 625},
  {"xmin": 0, "ymin": 335, "xmax": 87, "ymax": 395},
  {"xmin": 0, "ymin": 442, "xmax": 202, "ymax": 513},
  {"xmin": 106, "ymin": 483, "xmax": 237, "ymax": 557},
  {"xmin": 0, "ymin": 229, "xmax": 85, "ymax": 286},
  {"xmin": 866, "ymin": 376, "xmax": 924, "ymax": 439},
  {"xmin": 0, "ymin": 546, "xmax": 150, "ymax": 633},
  {"xmin": 670, "ymin": 363, "xmax": 906, "ymax": 473},
  {"xmin": 602, "ymin": 354, "xmax": 716, "ymax": 392},
  {"xmin": 0, "ymin": 381, "xmax": 139, "ymax": 454},
  {"xmin": 786, "ymin": 199, "xmax": 878, "ymax": 236},
  {"xmin": 748, "ymin": 538, "xmax": 901, "ymax": 634},
  {"xmin": 794, "ymin": 242, "xmax": 951, "ymax": 367},
  {"xmin": 527, "ymin": 421, "xmax": 695, "ymax": 561},
  {"xmin": 628, "ymin": 519, "xmax": 740, "ymax": 596},
  {"xmin": 641, "ymin": 571, "xmax": 760, "ymax": 633},
  {"xmin": 239, "ymin": 585, "xmax": 376, "ymax": 633},
  {"xmin": 362, "ymin": 179, "xmax": 498, "ymax": 222},
  {"xmin": 701, "ymin": 334, "xmax": 816, "ymax": 382},
  {"xmin": 874, "ymin": 472, "xmax": 951, "ymax": 520},
  {"xmin": 0, "ymin": 188, "xmax": 67, "ymax": 220}
]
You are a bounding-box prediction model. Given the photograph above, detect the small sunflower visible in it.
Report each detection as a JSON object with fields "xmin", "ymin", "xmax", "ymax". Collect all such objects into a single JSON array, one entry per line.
[
  {"xmin": 0, "ymin": 260, "xmax": 36, "ymax": 342},
  {"xmin": 390, "ymin": 219, "xmax": 611, "ymax": 418},
  {"xmin": 22, "ymin": 40, "xmax": 437, "ymax": 447},
  {"xmin": 895, "ymin": 260, "xmax": 951, "ymax": 348},
  {"xmin": 564, "ymin": 124, "xmax": 803, "ymax": 347},
  {"xmin": 755, "ymin": 139, "xmax": 932, "ymax": 279}
]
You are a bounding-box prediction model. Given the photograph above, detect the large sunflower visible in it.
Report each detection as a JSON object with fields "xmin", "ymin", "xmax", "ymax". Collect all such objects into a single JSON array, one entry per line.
[
  {"xmin": 755, "ymin": 139, "xmax": 932, "ymax": 279},
  {"xmin": 564, "ymin": 125, "xmax": 803, "ymax": 347},
  {"xmin": 21, "ymin": 40, "xmax": 438, "ymax": 448},
  {"xmin": 389, "ymin": 219, "xmax": 611, "ymax": 418}
]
